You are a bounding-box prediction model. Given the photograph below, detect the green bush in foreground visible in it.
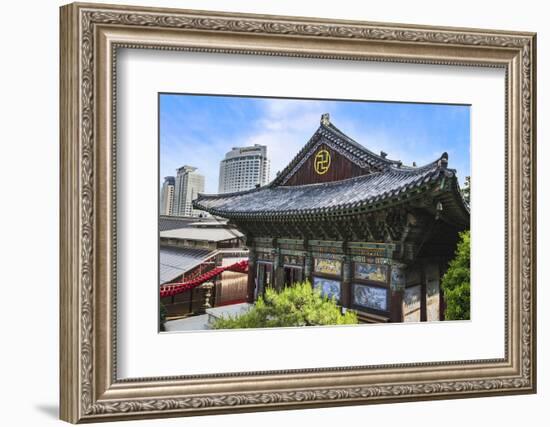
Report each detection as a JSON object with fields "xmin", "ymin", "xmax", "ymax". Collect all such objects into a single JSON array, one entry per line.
[
  {"xmin": 441, "ymin": 230, "xmax": 471, "ymax": 320},
  {"xmin": 211, "ymin": 281, "xmax": 358, "ymax": 329},
  {"xmin": 159, "ymin": 302, "xmax": 167, "ymax": 332}
]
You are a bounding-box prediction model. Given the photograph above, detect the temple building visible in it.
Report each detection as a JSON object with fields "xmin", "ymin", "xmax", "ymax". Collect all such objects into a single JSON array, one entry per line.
[{"xmin": 193, "ymin": 114, "xmax": 469, "ymax": 323}]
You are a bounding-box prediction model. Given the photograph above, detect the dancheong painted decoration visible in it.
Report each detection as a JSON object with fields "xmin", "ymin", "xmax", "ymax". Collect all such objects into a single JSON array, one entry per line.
[
  {"xmin": 194, "ymin": 113, "xmax": 470, "ymax": 323},
  {"xmin": 313, "ymin": 277, "xmax": 342, "ymax": 302}
]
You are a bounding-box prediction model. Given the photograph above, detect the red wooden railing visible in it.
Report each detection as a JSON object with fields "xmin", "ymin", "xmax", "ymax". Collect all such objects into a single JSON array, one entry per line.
[{"xmin": 160, "ymin": 260, "xmax": 248, "ymax": 298}]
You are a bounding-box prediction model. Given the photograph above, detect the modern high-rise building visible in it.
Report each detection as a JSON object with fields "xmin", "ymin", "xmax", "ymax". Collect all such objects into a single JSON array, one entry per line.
[
  {"xmin": 173, "ymin": 166, "xmax": 205, "ymax": 217},
  {"xmin": 160, "ymin": 176, "xmax": 175, "ymax": 216},
  {"xmin": 218, "ymin": 144, "xmax": 270, "ymax": 193}
]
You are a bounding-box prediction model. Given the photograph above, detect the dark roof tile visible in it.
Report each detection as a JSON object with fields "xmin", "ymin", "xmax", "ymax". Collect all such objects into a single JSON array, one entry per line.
[
  {"xmin": 195, "ymin": 161, "xmax": 447, "ymax": 218},
  {"xmin": 193, "ymin": 117, "xmax": 468, "ymax": 224}
]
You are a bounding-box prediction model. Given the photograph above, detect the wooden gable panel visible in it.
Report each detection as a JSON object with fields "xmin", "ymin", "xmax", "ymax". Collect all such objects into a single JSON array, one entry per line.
[{"xmin": 283, "ymin": 144, "xmax": 371, "ymax": 186}]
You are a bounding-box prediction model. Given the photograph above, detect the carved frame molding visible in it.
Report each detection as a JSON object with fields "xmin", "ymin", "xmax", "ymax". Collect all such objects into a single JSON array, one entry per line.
[{"xmin": 60, "ymin": 2, "xmax": 536, "ymax": 423}]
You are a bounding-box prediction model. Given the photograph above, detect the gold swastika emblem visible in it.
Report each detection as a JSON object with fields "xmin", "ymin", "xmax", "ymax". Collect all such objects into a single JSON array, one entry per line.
[{"xmin": 314, "ymin": 149, "xmax": 331, "ymax": 175}]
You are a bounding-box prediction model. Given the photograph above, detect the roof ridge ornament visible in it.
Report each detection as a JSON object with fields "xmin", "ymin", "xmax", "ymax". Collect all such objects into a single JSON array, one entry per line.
[
  {"xmin": 438, "ymin": 152, "xmax": 449, "ymax": 169},
  {"xmin": 320, "ymin": 113, "xmax": 330, "ymax": 126}
]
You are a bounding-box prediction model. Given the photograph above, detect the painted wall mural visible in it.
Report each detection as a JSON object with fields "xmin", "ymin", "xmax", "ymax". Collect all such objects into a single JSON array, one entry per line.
[
  {"xmin": 353, "ymin": 284, "xmax": 388, "ymax": 312},
  {"xmin": 354, "ymin": 262, "xmax": 388, "ymax": 283},
  {"xmin": 312, "ymin": 277, "xmax": 341, "ymax": 301},
  {"xmin": 314, "ymin": 258, "xmax": 342, "ymax": 276},
  {"xmin": 403, "ymin": 285, "xmax": 421, "ymax": 322},
  {"xmin": 390, "ymin": 263, "xmax": 406, "ymax": 291}
]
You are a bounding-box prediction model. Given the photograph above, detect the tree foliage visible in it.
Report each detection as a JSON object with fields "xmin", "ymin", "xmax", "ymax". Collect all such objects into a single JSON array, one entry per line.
[
  {"xmin": 211, "ymin": 282, "xmax": 358, "ymax": 329},
  {"xmin": 441, "ymin": 230, "xmax": 471, "ymax": 320},
  {"xmin": 159, "ymin": 302, "xmax": 167, "ymax": 332}
]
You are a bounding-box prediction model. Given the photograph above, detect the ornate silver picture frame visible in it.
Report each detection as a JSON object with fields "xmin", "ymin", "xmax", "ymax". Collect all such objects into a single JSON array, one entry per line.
[{"xmin": 60, "ymin": 2, "xmax": 536, "ymax": 423}]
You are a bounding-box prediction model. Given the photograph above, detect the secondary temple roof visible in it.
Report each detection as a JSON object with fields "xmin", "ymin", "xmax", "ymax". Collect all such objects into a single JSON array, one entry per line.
[
  {"xmin": 159, "ymin": 247, "xmax": 214, "ymax": 284},
  {"xmin": 194, "ymin": 114, "xmax": 469, "ymax": 226}
]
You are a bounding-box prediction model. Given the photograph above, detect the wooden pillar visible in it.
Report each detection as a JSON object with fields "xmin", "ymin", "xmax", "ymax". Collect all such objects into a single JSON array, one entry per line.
[
  {"xmin": 273, "ymin": 247, "xmax": 284, "ymax": 291},
  {"xmin": 420, "ymin": 261, "xmax": 427, "ymax": 322},
  {"xmin": 341, "ymin": 255, "xmax": 352, "ymax": 308},
  {"xmin": 247, "ymin": 247, "xmax": 257, "ymax": 303},
  {"xmin": 304, "ymin": 250, "xmax": 313, "ymax": 285},
  {"xmin": 390, "ymin": 262, "xmax": 406, "ymax": 322}
]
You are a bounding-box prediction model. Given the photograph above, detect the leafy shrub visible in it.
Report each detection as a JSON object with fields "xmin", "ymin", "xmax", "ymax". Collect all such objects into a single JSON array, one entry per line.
[
  {"xmin": 211, "ymin": 281, "xmax": 357, "ymax": 329},
  {"xmin": 441, "ymin": 230, "xmax": 470, "ymax": 320}
]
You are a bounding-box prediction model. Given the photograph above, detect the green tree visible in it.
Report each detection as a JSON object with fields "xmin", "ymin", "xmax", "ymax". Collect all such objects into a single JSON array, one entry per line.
[
  {"xmin": 441, "ymin": 230, "xmax": 470, "ymax": 320},
  {"xmin": 159, "ymin": 302, "xmax": 167, "ymax": 332},
  {"xmin": 211, "ymin": 281, "xmax": 358, "ymax": 329}
]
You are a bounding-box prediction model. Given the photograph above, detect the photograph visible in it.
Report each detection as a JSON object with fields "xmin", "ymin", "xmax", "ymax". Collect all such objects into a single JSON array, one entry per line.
[
  {"xmin": 158, "ymin": 94, "xmax": 471, "ymax": 331},
  {"xmin": 57, "ymin": 2, "xmax": 536, "ymax": 422}
]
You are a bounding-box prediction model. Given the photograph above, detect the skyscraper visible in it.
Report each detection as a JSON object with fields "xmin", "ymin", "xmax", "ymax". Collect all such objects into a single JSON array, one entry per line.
[
  {"xmin": 218, "ymin": 144, "xmax": 270, "ymax": 193},
  {"xmin": 173, "ymin": 166, "xmax": 205, "ymax": 217},
  {"xmin": 160, "ymin": 176, "xmax": 175, "ymax": 216}
]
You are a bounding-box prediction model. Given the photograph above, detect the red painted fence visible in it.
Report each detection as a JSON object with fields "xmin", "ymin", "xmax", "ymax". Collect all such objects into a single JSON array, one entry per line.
[{"xmin": 160, "ymin": 260, "xmax": 248, "ymax": 298}]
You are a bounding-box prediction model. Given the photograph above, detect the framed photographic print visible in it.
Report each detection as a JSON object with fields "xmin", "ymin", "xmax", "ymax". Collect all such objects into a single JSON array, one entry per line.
[{"xmin": 60, "ymin": 2, "xmax": 537, "ymax": 423}]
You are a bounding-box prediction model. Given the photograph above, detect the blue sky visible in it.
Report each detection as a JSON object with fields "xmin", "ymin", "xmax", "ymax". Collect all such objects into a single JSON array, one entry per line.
[{"xmin": 160, "ymin": 94, "xmax": 470, "ymax": 194}]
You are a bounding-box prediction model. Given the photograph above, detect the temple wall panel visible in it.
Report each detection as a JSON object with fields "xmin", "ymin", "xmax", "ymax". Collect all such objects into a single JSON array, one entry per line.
[
  {"xmin": 425, "ymin": 263, "xmax": 441, "ymax": 322},
  {"xmin": 403, "ymin": 285, "xmax": 422, "ymax": 322},
  {"xmin": 246, "ymin": 230, "xmax": 451, "ymax": 324}
]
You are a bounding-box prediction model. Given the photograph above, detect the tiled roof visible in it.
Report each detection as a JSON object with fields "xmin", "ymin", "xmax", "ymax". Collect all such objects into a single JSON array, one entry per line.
[
  {"xmin": 159, "ymin": 216, "xmax": 200, "ymax": 231},
  {"xmin": 272, "ymin": 119, "xmax": 402, "ymax": 186},
  {"xmin": 159, "ymin": 216, "xmax": 228, "ymax": 231},
  {"xmin": 194, "ymin": 155, "xmax": 457, "ymax": 219},
  {"xmin": 193, "ymin": 115, "xmax": 469, "ymax": 225},
  {"xmin": 320, "ymin": 122, "xmax": 403, "ymax": 169},
  {"xmin": 159, "ymin": 247, "xmax": 214, "ymax": 284}
]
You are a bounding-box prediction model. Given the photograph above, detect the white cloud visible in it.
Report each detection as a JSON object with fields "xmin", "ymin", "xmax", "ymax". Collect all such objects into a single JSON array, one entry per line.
[
  {"xmin": 161, "ymin": 98, "xmax": 336, "ymax": 193},
  {"xmin": 243, "ymin": 99, "xmax": 329, "ymax": 178}
]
